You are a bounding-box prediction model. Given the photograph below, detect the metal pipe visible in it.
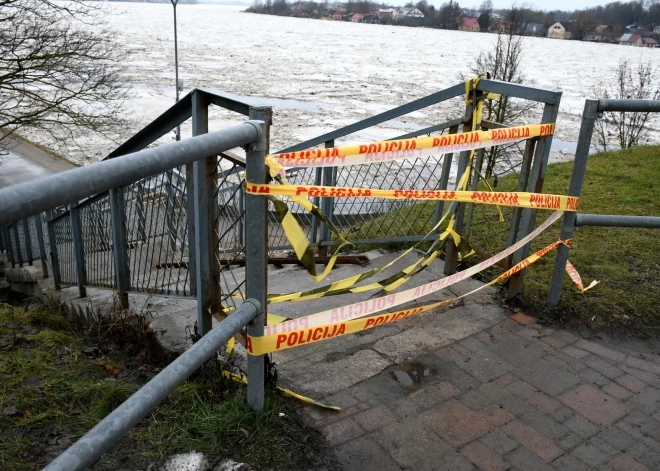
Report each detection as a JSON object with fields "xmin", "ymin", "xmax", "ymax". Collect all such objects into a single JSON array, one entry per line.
[
  {"xmin": 0, "ymin": 123, "xmax": 261, "ymax": 226},
  {"xmin": 109, "ymin": 189, "xmax": 131, "ymax": 309},
  {"xmin": 245, "ymin": 121, "xmax": 267, "ymax": 413},
  {"xmin": 575, "ymin": 214, "xmax": 660, "ymax": 228},
  {"xmin": 547, "ymin": 99, "xmax": 599, "ymax": 306},
  {"xmin": 43, "ymin": 299, "xmax": 261, "ymax": 471},
  {"xmin": 597, "ymin": 99, "xmax": 660, "ymax": 113},
  {"xmin": 70, "ymin": 204, "xmax": 87, "ymax": 298},
  {"xmin": 22, "ymin": 218, "xmax": 33, "ymax": 265},
  {"xmin": 34, "ymin": 213, "xmax": 49, "ymax": 278}
]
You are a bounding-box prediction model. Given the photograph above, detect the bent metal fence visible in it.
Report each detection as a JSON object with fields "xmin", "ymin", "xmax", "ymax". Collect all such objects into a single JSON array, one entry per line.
[{"xmin": 547, "ymin": 98, "xmax": 660, "ymax": 305}]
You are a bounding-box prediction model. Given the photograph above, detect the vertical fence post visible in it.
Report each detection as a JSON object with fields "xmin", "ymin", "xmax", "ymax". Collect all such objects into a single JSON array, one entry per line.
[
  {"xmin": 319, "ymin": 140, "xmax": 336, "ymax": 257},
  {"xmin": 245, "ymin": 120, "xmax": 267, "ymax": 413},
  {"xmin": 13, "ymin": 224, "xmax": 23, "ymax": 267},
  {"xmin": 46, "ymin": 212, "xmax": 61, "ymax": 291},
  {"xmin": 135, "ymin": 182, "xmax": 147, "ymax": 241},
  {"xmin": 70, "ymin": 204, "xmax": 87, "ymax": 298},
  {"xmin": 165, "ymin": 171, "xmax": 178, "ymax": 252},
  {"xmin": 192, "ymin": 90, "xmax": 216, "ymax": 337},
  {"xmin": 23, "ymin": 218, "xmax": 33, "ymax": 266},
  {"xmin": 433, "ymin": 124, "xmax": 460, "ymax": 227},
  {"xmin": 0, "ymin": 226, "xmax": 4, "ymax": 253},
  {"xmin": 185, "ymin": 165, "xmax": 196, "ymax": 295},
  {"xmin": 548, "ymin": 99, "xmax": 598, "ymax": 305},
  {"xmin": 507, "ymin": 99, "xmax": 561, "ymax": 298},
  {"xmin": 35, "ymin": 214, "xmax": 49, "ymax": 278},
  {"xmin": 310, "ymin": 167, "xmax": 323, "ymax": 246},
  {"xmin": 109, "ymin": 188, "xmax": 131, "ymax": 310},
  {"xmin": 445, "ymin": 91, "xmax": 480, "ymax": 276},
  {"xmin": 505, "ymin": 138, "xmax": 536, "ymax": 263},
  {"xmin": 464, "ymin": 148, "xmax": 485, "ymax": 237},
  {"xmin": 4, "ymin": 226, "xmax": 15, "ymax": 268}
]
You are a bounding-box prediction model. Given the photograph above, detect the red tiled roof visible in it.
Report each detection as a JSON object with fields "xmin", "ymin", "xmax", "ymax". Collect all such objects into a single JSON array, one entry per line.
[
  {"xmin": 643, "ymin": 37, "xmax": 658, "ymax": 44},
  {"xmin": 352, "ymin": 13, "xmax": 364, "ymax": 19},
  {"xmin": 459, "ymin": 18, "xmax": 479, "ymax": 28}
]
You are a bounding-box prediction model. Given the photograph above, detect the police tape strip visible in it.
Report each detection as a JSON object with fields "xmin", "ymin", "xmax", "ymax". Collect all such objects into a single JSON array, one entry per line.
[
  {"xmin": 246, "ymin": 234, "xmax": 579, "ymax": 356},
  {"xmin": 266, "ymin": 124, "xmax": 555, "ymax": 169},
  {"xmin": 565, "ymin": 260, "xmax": 599, "ymax": 293},
  {"xmin": 247, "ymin": 183, "xmax": 581, "ymax": 212},
  {"xmin": 220, "ymin": 370, "xmax": 340, "ymax": 410},
  {"xmin": 257, "ymin": 210, "xmax": 562, "ymax": 340}
]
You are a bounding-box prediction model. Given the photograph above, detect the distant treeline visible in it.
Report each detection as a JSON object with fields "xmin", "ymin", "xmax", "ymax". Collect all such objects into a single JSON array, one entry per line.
[{"xmin": 108, "ymin": 0, "xmax": 199, "ymax": 4}]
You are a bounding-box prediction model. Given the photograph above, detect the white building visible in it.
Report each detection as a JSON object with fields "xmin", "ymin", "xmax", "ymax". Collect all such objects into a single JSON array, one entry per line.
[{"xmin": 393, "ymin": 7, "xmax": 424, "ymax": 21}]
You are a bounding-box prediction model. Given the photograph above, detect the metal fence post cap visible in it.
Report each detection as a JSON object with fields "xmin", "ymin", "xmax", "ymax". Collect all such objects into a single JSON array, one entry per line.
[
  {"xmin": 243, "ymin": 298, "xmax": 262, "ymax": 316},
  {"xmin": 246, "ymin": 120, "xmax": 266, "ymax": 152}
]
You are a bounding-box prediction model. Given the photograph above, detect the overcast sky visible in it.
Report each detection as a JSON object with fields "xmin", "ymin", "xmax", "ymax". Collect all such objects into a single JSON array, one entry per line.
[{"xmin": 457, "ymin": 0, "xmax": 610, "ymax": 9}]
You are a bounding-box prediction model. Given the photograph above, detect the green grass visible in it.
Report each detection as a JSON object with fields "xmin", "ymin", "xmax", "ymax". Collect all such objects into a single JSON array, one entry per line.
[
  {"xmin": 0, "ymin": 302, "xmax": 319, "ymax": 470},
  {"xmin": 345, "ymin": 146, "xmax": 660, "ymax": 330}
]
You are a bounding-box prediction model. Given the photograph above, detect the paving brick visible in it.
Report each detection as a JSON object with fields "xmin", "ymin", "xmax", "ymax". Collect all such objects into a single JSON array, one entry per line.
[
  {"xmin": 509, "ymin": 359, "xmax": 581, "ymax": 396},
  {"xmin": 608, "ymin": 455, "xmax": 649, "ymax": 471},
  {"xmin": 323, "ymin": 418, "xmax": 364, "ymax": 446},
  {"xmin": 426, "ymin": 451, "xmax": 476, "ymax": 471},
  {"xmin": 511, "ymin": 312, "xmax": 536, "ymax": 325},
  {"xmin": 621, "ymin": 365, "xmax": 660, "ymax": 389},
  {"xmin": 476, "ymin": 331, "xmax": 495, "ymax": 344},
  {"xmin": 563, "ymin": 414, "xmax": 600, "ymax": 439},
  {"xmin": 495, "ymin": 374, "xmax": 517, "ymax": 386},
  {"xmin": 335, "ymin": 436, "xmax": 401, "ymax": 471},
  {"xmin": 460, "ymin": 336, "xmax": 486, "ymax": 353},
  {"xmin": 551, "ymin": 455, "xmax": 596, "ymax": 470},
  {"xmin": 603, "ymin": 381, "xmax": 634, "ymax": 400},
  {"xmin": 461, "ymin": 390, "xmax": 491, "ymax": 411},
  {"xmin": 453, "ymin": 343, "xmax": 473, "ymax": 357},
  {"xmin": 353, "ymin": 406, "xmax": 398, "ymax": 432},
  {"xmin": 582, "ymin": 355, "xmax": 624, "ymax": 380},
  {"xmin": 461, "ymin": 441, "xmax": 511, "ymax": 471},
  {"xmin": 561, "ymin": 345, "xmax": 591, "ymax": 359},
  {"xmin": 574, "ymin": 339, "xmax": 626, "ymax": 363},
  {"xmin": 504, "ymin": 447, "xmax": 555, "ymax": 471},
  {"xmin": 507, "ymin": 380, "xmax": 538, "ymax": 400},
  {"xmin": 498, "ymin": 394, "xmax": 533, "ymax": 417},
  {"xmin": 571, "ymin": 441, "xmax": 615, "ymax": 467},
  {"xmin": 551, "ymin": 330, "xmax": 579, "ymax": 344},
  {"xmin": 481, "ymin": 430, "xmax": 520, "ymax": 455},
  {"xmin": 479, "ymin": 381, "xmax": 510, "ymax": 402},
  {"xmin": 528, "ymin": 393, "xmax": 561, "ymax": 414},
  {"xmin": 428, "ymin": 355, "xmax": 481, "ymax": 392},
  {"xmin": 391, "ymin": 397, "xmax": 420, "ymax": 420},
  {"xmin": 579, "ymin": 368, "xmax": 610, "ymax": 387},
  {"xmin": 325, "ymin": 389, "xmax": 360, "ymax": 409},
  {"xmin": 617, "ymin": 374, "xmax": 645, "ymax": 392},
  {"xmin": 627, "ymin": 387, "xmax": 660, "ymax": 415},
  {"xmin": 408, "ymin": 381, "xmax": 459, "ymax": 409},
  {"xmin": 544, "ymin": 352, "xmax": 589, "ymax": 375},
  {"xmin": 520, "ymin": 410, "xmax": 569, "ymax": 440},
  {"xmin": 319, "ymin": 402, "xmax": 371, "ymax": 425},
  {"xmin": 557, "ymin": 432, "xmax": 585, "ymax": 451},
  {"xmin": 560, "ymin": 384, "xmax": 629, "ymax": 427},
  {"xmin": 550, "ymin": 406, "xmax": 574, "ymax": 424},
  {"xmin": 455, "ymin": 350, "xmax": 514, "ymax": 382},
  {"xmin": 597, "ymin": 427, "xmax": 637, "ymax": 452},
  {"xmin": 501, "ymin": 420, "xmax": 563, "ymax": 463},
  {"xmin": 626, "ymin": 356, "xmax": 660, "ymax": 375},
  {"xmin": 541, "ymin": 336, "xmax": 566, "ymax": 349},
  {"xmin": 482, "ymin": 404, "xmax": 514, "ymax": 427},
  {"xmin": 425, "ymin": 400, "xmax": 492, "ymax": 447}
]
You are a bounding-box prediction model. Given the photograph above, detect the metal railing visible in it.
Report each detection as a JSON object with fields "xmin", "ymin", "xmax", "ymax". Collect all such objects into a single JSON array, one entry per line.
[
  {"xmin": 547, "ymin": 99, "xmax": 660, "ymax": 305},
  {"xmin": 0, "ymin": 118, "xmax": 269, "ymax": 470}
]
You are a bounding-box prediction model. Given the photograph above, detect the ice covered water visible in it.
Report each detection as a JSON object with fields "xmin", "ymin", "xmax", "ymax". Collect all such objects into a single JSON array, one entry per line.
[{"xmin": 23, "ymin": 4, "xmax": 660, "ymax": 162}]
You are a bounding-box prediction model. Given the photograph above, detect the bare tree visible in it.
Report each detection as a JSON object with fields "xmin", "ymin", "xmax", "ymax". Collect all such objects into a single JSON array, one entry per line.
[
  {"xmin": 572, "ymin": 11, "xmax": 598, "ymax": 40},
  {"xmin": 0, "ymin": 0, "xmax": 129, "ymax": 154},
  {"xmin": 593, "ymin": 59, "xmax": 660, "ymax": 151}
]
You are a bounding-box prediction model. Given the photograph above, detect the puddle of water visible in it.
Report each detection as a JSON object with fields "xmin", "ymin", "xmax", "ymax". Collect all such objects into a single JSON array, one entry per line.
[
  {"xmin": 391, "ymin": 362, "xmax": 434, "ymax": 390},
  {"xmin": 550, "ymin": 138, "xmax": 578, "ymax": 153}
]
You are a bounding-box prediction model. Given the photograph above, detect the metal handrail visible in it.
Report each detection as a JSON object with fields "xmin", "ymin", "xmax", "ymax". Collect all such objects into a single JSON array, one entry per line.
[
  {"xmin": 0, "ymin": 122, "xmax": 263, "ymax": 226},
  {"xmin": 43, "ymin": 299, "xmax": 262, "ymax": 471}
]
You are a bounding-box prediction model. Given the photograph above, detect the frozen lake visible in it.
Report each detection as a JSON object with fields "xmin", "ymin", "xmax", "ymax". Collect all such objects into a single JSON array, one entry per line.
[{"xmin": 23, "ymin": 3, "xmax": 660, "ymax": 162}]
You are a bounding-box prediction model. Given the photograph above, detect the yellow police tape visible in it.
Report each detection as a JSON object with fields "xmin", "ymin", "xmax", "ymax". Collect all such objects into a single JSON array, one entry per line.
[
  {"xmin": 220, "ymin": 370, "xmax": 340, "ymax": 410},
  {"xmin": 266, "ymin": 123, "xmax": 555, "ymax": 169},
  {"xmin": 247, "ymin": 182, "xmax": 580, "ymax": 212},
  {"xmin": 247, "ymin": 211, "xmax": 579, "ymax": 355}
]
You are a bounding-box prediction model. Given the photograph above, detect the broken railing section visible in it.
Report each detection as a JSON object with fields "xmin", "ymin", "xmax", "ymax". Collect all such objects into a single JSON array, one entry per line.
[
  {"xmin": 547, "ymin": 99, "xmax": 660, "ymax": 306},
  {"xmin": 275, "ymin": 79, "xmax": 563, "ymax": 297}
]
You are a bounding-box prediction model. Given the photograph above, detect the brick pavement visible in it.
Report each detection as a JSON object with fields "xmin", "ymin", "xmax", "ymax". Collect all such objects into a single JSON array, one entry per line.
[{"xmin": 305, "ymin": 313, "xmax": 660, "ymax": 470}]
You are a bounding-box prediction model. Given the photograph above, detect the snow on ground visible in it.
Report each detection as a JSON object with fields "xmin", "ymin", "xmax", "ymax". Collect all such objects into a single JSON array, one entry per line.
[
  {"xmin": 0, "ymin": 150, "xmax": 52, "ymax": 189},
  {"xmin": 25, "ymin": 4, "xmax": 660, "ymax": 163}
]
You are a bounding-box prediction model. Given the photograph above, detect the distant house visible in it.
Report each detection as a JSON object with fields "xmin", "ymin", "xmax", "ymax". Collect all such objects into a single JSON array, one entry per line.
[
  {"xmin": 654, "ymin": 25, "xmax": 660, "ymax": 34},
  {"xmin": 547, "ymin": 21, "xmax": 572, "ymax": 39},
  {"xmin": 363, "ymin": 14, "xmax": 381, "ymax": 24},
  {"xmin": 342, "ymin": 13, "xmax": 353, "ymax": 21},
  {"xmin": 642, "ymin": 38, "xmax": 658, "ymax": 48},
  {"xmin": 332, "ymin": 10, "xmax": 344, "ymax": 21},
  {"xmin": 619, "ymin": 33, "xmax": 640, "ymax": 45},
  {"xmin": 377, "ymin": 8, "xmax": 394, "ymax": 19},
  {"xmin": 458, "ymin": 17, "xmax": 479, "ymax": 32},
  {"xmin": 351, "ymin": 13, "xmax": 364, "ymax": 23},
  {"xmin": 625, "ymin": 24, "xmax": 639, "ymax": 33},
  {"xmin": 523, "ymin": 22, "xmax": 544, "ymax": 36},
  {"xmin": 585, "ymin": 25, "xmax": 610, "ymax": 42},
  {"xmin": 394, "ymin": 7, "xmax": 424, "ymax": 23}
]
